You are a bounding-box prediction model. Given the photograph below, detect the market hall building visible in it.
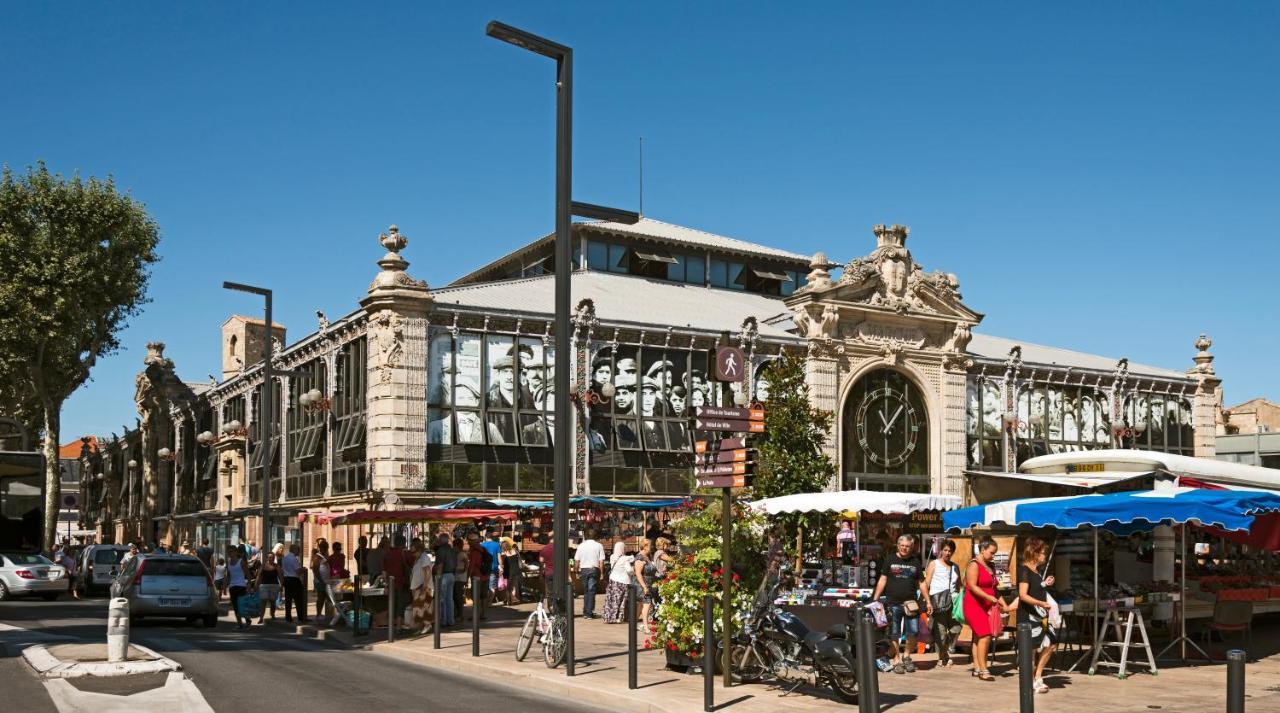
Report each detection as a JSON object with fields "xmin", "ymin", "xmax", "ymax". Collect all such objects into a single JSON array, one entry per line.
[{"xmin": 77, "ymin": 219, "xmax": 1223, "ymax": 548}]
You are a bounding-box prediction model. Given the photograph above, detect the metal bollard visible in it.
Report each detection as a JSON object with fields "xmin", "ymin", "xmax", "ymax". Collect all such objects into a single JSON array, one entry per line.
[
  {"xmin": 387, "ymin": 575, "xmax": 396, "ymax": 644},
  {"xmin": 354, "ymin": 575, "xmax": 364, "ymax": 636},
  {"xmin": 565, "ymin": 580, "xmax": 576, "ymax": 676},
  {"xmin": 107, "ymin": 597, "xmax": 130, "ymax": 663},
  {"xmin": 853, "ymin": 606, "xmax": 872, "ymax": 713},
  {"xmin": 432, "ymin": 573, "xmax": 442, "ymax": 650},
  {"xmin": 1017, "ymin": 622, "xmax": 1035, "ymax": 713},
  {"xmin": 856, "ymin": 608, "xmax": 881, "ymax": 713},
  {"xmin": 1227, "ymin": 649, "xmax": 1245, "ymax": 713},
  {"xmin": 703, "ymin": 595, "xmax": 715, "ymax": 712},
  {"xmin": 627, "ymin": 584, "xmax": 638, "ymax": 689},
  {"xmin": 471, "ymin": 576, "xmax": 482, "ymax": 657}
]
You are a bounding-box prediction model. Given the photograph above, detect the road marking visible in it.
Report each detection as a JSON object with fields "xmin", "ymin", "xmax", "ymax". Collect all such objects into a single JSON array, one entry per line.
[{"xmin": 44, "ymin": 671, "xmax": 214, "ymax": 713}]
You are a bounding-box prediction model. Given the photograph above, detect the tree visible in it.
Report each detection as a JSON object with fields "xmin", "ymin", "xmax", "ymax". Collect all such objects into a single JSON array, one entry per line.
[
  {"xmin": 752, "ymin": 354, "xmax": 837, "ymax": 559},
  {"xmin": 0, "ymin": 163, "xmax": 160, "ymax": 548}
]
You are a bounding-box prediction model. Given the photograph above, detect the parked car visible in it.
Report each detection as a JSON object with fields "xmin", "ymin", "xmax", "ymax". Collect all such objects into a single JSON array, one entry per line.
[
  {"xmin": 78, "ymin": 544, "xmax": 129, "ymax": 596},
  {"xmin": 110, "ymin": 553, "xmax": 218, "ymax": 627},
  {"xmin": 0, "ymin": 552, "xmax": 67, "ymax": 601}
]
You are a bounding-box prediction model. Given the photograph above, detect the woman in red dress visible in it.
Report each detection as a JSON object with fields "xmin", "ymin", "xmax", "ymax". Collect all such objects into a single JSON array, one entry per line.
[{"xmin": 963, "ymin": 536, "xmax": 1016, "ymax": 680}]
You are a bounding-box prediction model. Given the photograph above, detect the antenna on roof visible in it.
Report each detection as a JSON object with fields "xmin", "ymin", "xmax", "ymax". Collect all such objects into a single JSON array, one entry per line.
[{"xmin": 638, "ymin": 136, "xmax": 644, "ymax": 218}]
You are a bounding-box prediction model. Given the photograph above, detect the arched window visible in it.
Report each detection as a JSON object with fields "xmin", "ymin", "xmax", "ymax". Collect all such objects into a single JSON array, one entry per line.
[{"xmin": 843, "ymin": 369, "xmax": 929, "ymax": 492}]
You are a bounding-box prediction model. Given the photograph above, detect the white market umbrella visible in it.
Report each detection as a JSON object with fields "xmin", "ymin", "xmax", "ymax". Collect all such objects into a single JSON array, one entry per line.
[{"xmin": 749, "ymin": 490, "xmax": 962, "ymax": 516}]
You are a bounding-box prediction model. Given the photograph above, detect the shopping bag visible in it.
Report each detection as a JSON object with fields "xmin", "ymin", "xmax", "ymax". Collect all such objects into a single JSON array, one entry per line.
[
  {"xmin": 238, "ymin": 592, "xmax": 262, "ymax": 619},
  {"xmin": 866, "ymin": 601, "xmax": 888, "ymax": 628},
  {"xmin": 951, "ymin": 590, "xmax": 966, "ymax": 625}
]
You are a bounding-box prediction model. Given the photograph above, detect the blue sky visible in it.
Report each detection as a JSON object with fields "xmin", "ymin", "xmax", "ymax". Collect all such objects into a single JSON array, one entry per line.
[{"xmin": 5, "ymin": 3, "xmax": 1277, "ymax": 441}]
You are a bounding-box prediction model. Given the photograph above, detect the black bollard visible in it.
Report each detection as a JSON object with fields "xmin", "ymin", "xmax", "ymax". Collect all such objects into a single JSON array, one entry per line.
[
  {"xmin": 856, "ymin": 608, "xmax": 880, "ymax": 713},
  {"xmin": 354, "ymin": 574, "xmax": 364, "ymax": 636},
  {"xmin": 1227, "ymin": 649, "xmax": 1245, "ymax": 713},
  {"xmin": 1017, "ymin": 622, "xmax": 1034, "ymax": 713},
  {"xmin": 627, "ymin": 584, "xmax": 638, "ymax": 690},
  {"xmin": 703, "ymin": 595, "xmax": 715, "ymax": 712},
  {"xmin": 853, "ymin": 606, "xmax": 873, "ymax": 713},
  {"xmin": 471, "ymin": 576, "xmax": 481, "ymax": 657},
  {"xmin": 432, "ymin": 573, "xmax": 442, "ymax": 650},
  {"xmin": 566, "ymin": 580, "xmax": 576, "ymax": 676},
  {"xmin": 387, "ymin": 575, "xmax": 396, "ymax": 644}
]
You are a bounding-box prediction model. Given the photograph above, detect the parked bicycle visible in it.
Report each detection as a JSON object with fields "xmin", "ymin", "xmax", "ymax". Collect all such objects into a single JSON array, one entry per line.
[{"xmin": 516, "ymin": 597, "xmax": 567, "ymax": 668}]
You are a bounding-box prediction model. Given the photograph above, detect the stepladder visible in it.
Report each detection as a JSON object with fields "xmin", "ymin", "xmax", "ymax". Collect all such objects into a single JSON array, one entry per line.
[{"xmin": 1089, "ymin": 606, "xmax": 1158, "ymax": 679}]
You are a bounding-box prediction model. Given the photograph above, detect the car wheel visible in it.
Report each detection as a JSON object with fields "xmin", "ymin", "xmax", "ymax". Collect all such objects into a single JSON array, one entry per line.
[
  {"xmin": 203, "ymin": 615, "xmax": 217, "ymax": 628},
  {"xmin": 0, "ymin": 582, "xmax": 9, "ymax": 601},
  {"xmin": 41, "ymin": 593, "xmax": 59, "ymax": 601}
]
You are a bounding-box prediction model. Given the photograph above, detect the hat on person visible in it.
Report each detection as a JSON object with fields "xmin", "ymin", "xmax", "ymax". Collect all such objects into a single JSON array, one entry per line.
[
  {"xmin": 641, "ymin": 376, "xmax": 661, "ymax": 392},
  {"xmin": 614, "ymin": 373, "xmax": 637, "ymax": 390},
  {"xmin": 646, "ymin": 359, "xmax": 674, "ymax": 377},
  {"xmin": 493, "ymin": 355, "xmax": 515, "ymax": 370}
]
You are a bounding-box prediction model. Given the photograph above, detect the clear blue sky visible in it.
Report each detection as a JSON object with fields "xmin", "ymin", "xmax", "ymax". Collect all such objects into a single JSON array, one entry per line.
[{"xmin": 5, "ymin": 3, "xmax": 1277, "ymax": 441}]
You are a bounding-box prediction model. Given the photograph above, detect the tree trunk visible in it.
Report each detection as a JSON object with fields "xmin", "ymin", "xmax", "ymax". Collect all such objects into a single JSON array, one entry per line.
[{"xmin": 42, "ymin": 406, "xmax": 61, "ymax": 550}]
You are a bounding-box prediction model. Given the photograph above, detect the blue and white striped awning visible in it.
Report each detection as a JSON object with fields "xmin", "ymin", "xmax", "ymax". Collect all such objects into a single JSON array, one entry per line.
[{"xmin": 943, "ymin": 486, "xmax": 1280, "ymax": 533}]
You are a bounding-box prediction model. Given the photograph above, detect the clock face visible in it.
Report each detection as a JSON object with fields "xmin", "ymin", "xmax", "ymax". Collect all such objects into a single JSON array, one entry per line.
[{"xmin": 855, "ymin": 385, "xmax": 920, "ymax": 467}]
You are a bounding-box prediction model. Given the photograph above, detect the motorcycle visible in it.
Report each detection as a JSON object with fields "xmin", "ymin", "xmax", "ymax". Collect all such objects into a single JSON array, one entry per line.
[{"xmin": 723, "ymin": 566, "xmax": 878, "ymax": 704}]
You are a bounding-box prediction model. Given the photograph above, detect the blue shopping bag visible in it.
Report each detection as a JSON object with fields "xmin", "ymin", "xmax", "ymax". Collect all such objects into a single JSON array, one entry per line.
[{"xmin": 237, "ymin": 592, "xmax": 262, "ymax": 619}]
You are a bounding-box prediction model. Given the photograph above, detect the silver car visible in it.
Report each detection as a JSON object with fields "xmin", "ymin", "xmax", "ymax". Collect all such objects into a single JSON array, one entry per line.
[
  {"xmin": 111, "ymin": 553, "xmax": 218, "ymax": 627},
  {"xmin": 78, "ymin": 545, "xmax": 129, "ymax": 596},
  {"xmin": 0, "ymin": 552, "xmax": 67, "ymax": 601}
]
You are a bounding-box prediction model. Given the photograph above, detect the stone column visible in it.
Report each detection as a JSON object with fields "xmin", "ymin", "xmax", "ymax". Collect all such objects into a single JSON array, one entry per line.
[
  {"xmin": 360, "ymin": 226, "xmax": 432, "ymax": 495},
  {"xmin": 941, "ymin": 367, "xmax": 968, "ymax": 498},
  {"xmin": 804, "ymin": 342, "xmax": 841, "ymax": 490},
  {"xmin": 1188, "ymin": 334, "xmax": 1223, "ymax": 458}
]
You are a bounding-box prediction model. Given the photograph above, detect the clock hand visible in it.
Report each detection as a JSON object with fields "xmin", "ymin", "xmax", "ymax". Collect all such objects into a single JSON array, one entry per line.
[
  {"xmin": 882, "ymin": 404, "xmax": 905, "ymax": 434},
  {"xmin": 878, "ymin": 410, "xmax": 889, "ymax": 431}
]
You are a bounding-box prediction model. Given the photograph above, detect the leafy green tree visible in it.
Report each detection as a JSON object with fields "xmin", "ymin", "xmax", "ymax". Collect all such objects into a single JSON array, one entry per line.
[
  {"xmin": 0, "ymin": 163, "xmax": 160, "ymax": 548},
  {"xmin": 752, "ymin": 354, "xmax": 837, "ymax": 559}
]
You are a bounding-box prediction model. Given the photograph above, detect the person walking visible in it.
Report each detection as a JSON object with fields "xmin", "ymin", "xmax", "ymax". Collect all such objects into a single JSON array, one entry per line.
[
  {"xmin": 924, "ymin": 539, "xmax": 963, "ymax": 667},
  {"xmin": 328, "ymin": 541, "xmax": 350, "ymax": 580},
  {"xmin": 632, "ymin": 540, "xmax": 657, "ymax": 629},
  {"xmin": 213, "ymin": 556, "xmax": 228, "ymax": 600},
  {"xmin": 226, "ymin": 547, "xmax": 252, "ymax": 630},
  {"xmin": 1018, "ymin": 538, "xmax": 1057, "ymax": 694},
  {"xmin": 499, "ymin": 537, "xmax": 520, "ymax": 605},
  {"xmin": 602, "ymin": 542, "xmax": 632, "ymax": 623},
  {"xmin": 254, "ymin": 545, "xmax": 283, "ymax": 624},
  {"xmin": 281, "ymin": 543, "xmax": 308, "ymax": 623},
  {"xmin": 573, "ymin": 528, "xmax": 606, "ymax": 619},
  {"xmin": 433, "ymin": 532, "xmax": 457, "ymax": 628},
  {"xmin": 481, "ymin": 533, "xmax": 502, "ymax": 606},
  {"xmin": 195, "ymin": 538, "xmax": 214, "ymax": 572},
  {"xmin": 408, "ymin": 537, "xmax": 434, "ymax": 633},
  {"xmin": 465, "ymin": 533, "xmax": 488, "ymax": 620},
  {"xmin": 310, "ymin": 539, "xmax": 331, "ymax": 621},
  {"xmin": 383, "ymin": 535, "xmax": 412, "ymax": 628},
  {"xmin": 54, "ymin": 545, "xmax": 79, "ymax": 600},
  {"xmin": 964, "ymin": 536, "xmax": 1016, "ymax": 681},
  {"xmin": 871, "ymin": 534, "xmax": 932, "ymax": 674},
  {"xmin": 452, "ymin": 537, "xmax": 467, "ymax": 624}
]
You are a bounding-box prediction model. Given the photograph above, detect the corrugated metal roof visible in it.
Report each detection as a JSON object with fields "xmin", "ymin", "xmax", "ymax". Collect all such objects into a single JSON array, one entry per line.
[
  {"xmin": 431, "ymin": 270, "xmax": 799, "ymax": 340},
  {"xmin": 580, "ymin": 218, "xmax": 812, "ymax": 263},
  {"xmin": 967, "ymin": 332, "xmax": 1187, "ymax": 379}
]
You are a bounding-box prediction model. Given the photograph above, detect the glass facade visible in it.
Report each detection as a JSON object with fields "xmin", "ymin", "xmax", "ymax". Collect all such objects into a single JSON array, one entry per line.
[
  {"xmin": 286, "ymin": 358, "xmax": 327, "ymax": 500},
  {"xmin": 582, "ymin": 238, "xmax": 803, "ymax": 295},
  {"xmin": 332, "ymin": 337, "xmax": 368, "ymax": 494}
]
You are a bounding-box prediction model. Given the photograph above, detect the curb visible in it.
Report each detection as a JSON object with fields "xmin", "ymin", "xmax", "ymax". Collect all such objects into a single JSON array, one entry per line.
[
  {"xmin": 371, "ymin": 641, "xmax": 682, "ymax": 713},
  {"xmin": 22, "ymin": 643, "xmax": 183, "ymax": 679}
]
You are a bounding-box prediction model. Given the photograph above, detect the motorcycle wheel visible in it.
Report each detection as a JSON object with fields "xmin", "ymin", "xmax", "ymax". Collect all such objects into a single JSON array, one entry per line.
[
  {"xmin": 828, "ymin": 673, "xmax": 859, "ymax": 704},
  {"xmin": 724, "ymin": 642, "xmax": 768, "ymax": 684}
]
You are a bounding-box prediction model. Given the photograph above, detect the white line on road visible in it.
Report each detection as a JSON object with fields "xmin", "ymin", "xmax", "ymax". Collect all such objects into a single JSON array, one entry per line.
[{"xmin": 43, "ymin": 671, "xmax": 214, "ymax": 713}]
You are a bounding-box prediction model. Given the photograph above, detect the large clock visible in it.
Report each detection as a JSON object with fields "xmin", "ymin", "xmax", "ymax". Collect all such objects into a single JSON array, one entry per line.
[{"xmin": 855, "ymin": 384, "xmax": 920, "ymax": 467}]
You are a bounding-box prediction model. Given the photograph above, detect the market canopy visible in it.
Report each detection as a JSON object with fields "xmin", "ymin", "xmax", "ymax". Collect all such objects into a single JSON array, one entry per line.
[
  {"xmin": 748, "ymin": 490, "xmax": 962, "ymax": 516},
  {"xmin": 437, "ymin": 496, "xmax": 689, "ymax": 511},
  {"xmin": 327, "ymin": 507, "xmax": 518, "ymax": 526},
  {"xmin": 1019, "ymin": 449, "xmax": 1280, "ymax": 491},
  {"xmin": 943, "ymin": 486, "xmax": 1280, "ymax": 533}
]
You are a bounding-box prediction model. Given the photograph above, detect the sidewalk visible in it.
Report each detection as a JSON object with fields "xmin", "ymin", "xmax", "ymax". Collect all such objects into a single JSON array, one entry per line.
[{"xmin": 332, "ymin": 600, "xmax": 1280, "ymax": 713}]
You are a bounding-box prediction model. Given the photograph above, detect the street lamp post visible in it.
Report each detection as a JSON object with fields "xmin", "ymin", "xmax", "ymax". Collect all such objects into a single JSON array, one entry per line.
[
  {"xmin": 222, "ymin": 281, "xmax": 274, "ymax": 555},
  {"xmin": 485, "ymin": 20, "xmax": 639, "ymax": 667}
]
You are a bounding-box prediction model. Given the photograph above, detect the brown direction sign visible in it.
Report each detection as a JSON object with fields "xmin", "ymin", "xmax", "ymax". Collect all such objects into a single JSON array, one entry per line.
[
  {"xmin": 694, "ymin": 418, "xmax": 766, "ymax": 433},
  {"xmin": 696, "ymin": 475, "xmax": 746, "ymax": 489},
  {"xmin": 695, "ymin": 437, "xmax": 748, "ymax": 453},
  {"xmin": 696, "ymin": 406, "xmax": 764, "ymax": 422},
  {"xmin": 694, "ymin": 462, "xmax": 752, "ymax": 476},
  {"xmin": 714, "ymin": 346, "xmax": 746, "ymax": 382},
  {"xmin": 695, "ymin": 448, "xmax": 749, "ymax": 465}
]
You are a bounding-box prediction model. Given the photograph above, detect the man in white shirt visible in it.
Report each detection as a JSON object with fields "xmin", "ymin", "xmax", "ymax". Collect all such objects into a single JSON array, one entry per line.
[
  {"xmin": 280, "ymin": 543, "xmax": 309, "ymax": 624},
  {"xmin": 573, "ymin": 529, "xmax": 607, "ymax": 619}
]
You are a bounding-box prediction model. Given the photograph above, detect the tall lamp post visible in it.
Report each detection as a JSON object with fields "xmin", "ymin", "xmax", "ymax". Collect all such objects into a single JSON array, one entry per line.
[
  {"xmin": 222, "ymin": 281, "xmax": 276, "ymax": 555},
  {"xmin": 485, "ymin": 20, "xmax": 640, "ymax": 649}
]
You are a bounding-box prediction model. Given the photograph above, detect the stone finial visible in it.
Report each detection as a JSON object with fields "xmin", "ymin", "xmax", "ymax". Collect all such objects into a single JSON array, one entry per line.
[
  {"xmin": 1191, "ymin": 333, "xmax": 1216, "ymax": 376},
  {"xmin": 380, "ymin": 224, "xmax": 408, "ymax": 255},
  {"xmin": 367, "ymin": 224, "xmax": 429, "ymax": 295},
  {"xmin": 1195, "ymin": 333, "xmax": 1212, "ymax": 355},
  {"xmin": 803, "ymin": 252, "xmax": 833, "ymax": 291},
  {"xmin": 873, "ymin": 224, "xmax": 909, "ymax": 249},
  {"xmin": 144, "ymin": 342, "xmax": 166, "ymax": 366}
]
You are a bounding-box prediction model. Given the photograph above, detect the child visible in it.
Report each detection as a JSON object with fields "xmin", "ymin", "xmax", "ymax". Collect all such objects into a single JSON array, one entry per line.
[{"xmin": 214, "ymin": 556, "xmax": 227, "ymax": 599}]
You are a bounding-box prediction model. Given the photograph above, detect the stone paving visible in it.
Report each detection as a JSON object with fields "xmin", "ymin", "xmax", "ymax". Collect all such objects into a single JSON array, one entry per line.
[{"xmin": 320, "ymin": 598, "xmax": 1280, "ymax": 713}]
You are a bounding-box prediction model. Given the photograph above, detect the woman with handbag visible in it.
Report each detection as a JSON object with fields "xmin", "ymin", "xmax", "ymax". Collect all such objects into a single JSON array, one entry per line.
[
  {"xmin": 1017, "ymin": 538, "xmax": 1058, "ymax": 694},
  {"xmin": 924, "ymin": 539, "xmax": 962, "ymax": 667},
  {"xmin": 253, "ymin": 545, "xmax": 283, "ymax": 624},
  {"xmin": 964, "ymin": 536, "xmax": 1017, "ymax": 681}
]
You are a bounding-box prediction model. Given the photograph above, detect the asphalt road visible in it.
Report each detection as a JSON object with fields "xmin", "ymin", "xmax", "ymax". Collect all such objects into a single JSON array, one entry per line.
[{"xmin": 1, "ymin": 595, "xmax": 599, "ymax": 712}]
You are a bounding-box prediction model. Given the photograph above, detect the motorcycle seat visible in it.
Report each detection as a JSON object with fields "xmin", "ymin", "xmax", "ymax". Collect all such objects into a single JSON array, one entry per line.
[
  {"xmin": 825, "ymin": 624, "xmax": 849, "ymax": 639},
  {"xmin": 804, "ymin": 631, "xmax": 830, "ymax": 649}
]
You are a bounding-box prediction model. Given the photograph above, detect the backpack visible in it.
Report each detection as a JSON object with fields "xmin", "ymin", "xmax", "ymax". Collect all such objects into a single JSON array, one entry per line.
[{"xmin": 479, "ymin": 546, "xmax": 494, "ymax": 574}]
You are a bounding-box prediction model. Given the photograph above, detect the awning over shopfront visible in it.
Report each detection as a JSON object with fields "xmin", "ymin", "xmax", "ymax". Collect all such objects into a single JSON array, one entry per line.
[
  {"xmin": 943, "ymin": 486, "xmax": 1280, "ymax": 533},
  {"xmin": 328, "ymin": 507, "xmax": 518, "ymax": 526},
  {"xmin": 748, "ymin": 490, "xmax": 962, "ymax": 516},
  {"xmin": 1020, "ymin": 449, "xmax": 1280, "ymax": 491}
]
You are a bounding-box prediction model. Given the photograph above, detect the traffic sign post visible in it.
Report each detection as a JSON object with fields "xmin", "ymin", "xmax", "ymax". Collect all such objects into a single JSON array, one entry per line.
[{"xmin": 695, "ymin": 418, "xmax": 765, "ymax": 433}]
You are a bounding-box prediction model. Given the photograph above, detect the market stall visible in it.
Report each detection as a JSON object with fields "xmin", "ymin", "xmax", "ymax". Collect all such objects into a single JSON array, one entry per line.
[
  {"xmin": 748, "ymin": 490, "xmax": 963, "ymax": 632},
  {"xmin": 943, "ymin": 485, "xmax": 1280, "ymax": 673}
]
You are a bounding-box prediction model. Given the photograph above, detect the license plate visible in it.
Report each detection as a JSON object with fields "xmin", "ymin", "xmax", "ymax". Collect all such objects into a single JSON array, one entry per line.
[{"xmin": 158, "ymin": 597, "xmax": 191, "ymax": 607}]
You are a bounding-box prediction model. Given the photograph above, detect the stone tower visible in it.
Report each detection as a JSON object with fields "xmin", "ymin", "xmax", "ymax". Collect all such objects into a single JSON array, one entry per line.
[{"xmin": 220, "ymin": 315, "xmax": 286, "ymax": 380}]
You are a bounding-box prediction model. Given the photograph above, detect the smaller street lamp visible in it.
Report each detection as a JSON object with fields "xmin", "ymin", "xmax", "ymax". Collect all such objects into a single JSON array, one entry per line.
[
  {"xmin": 196, "ymin": 431, "xmax": 215, "ymax": 446},
  {"xmin": 157, "ymin": 447, "xmax": 175, "ymax": 461},
  {"xmin": 299, "ymin": 388, "xmax": 332, "ymax": 413},
  {"xmin": 127, "ymin": 459, "xmax": 138, "ymax": 469}
]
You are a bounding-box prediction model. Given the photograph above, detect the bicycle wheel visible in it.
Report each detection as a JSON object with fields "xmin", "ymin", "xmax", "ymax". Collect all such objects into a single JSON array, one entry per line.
[
  {"xmin": 515, "ymin": 613, "xmax": 537, "ymax": 661},
  {"xmin": 543, "ymin": 614, "xmax": 568, "ymax": 668}
]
